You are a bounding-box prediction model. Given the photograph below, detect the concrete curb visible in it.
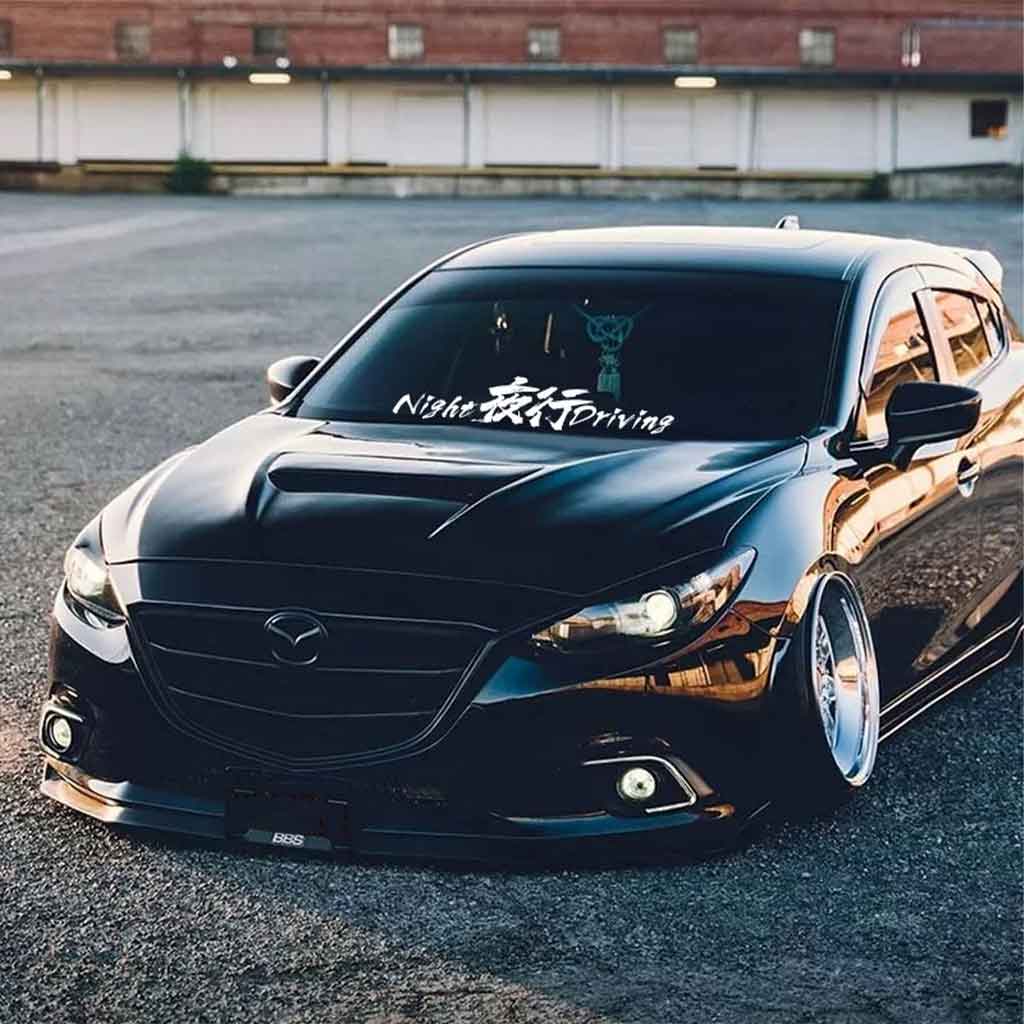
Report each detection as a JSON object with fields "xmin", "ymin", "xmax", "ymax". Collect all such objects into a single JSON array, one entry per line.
[{"xmin": 0, "ymin": 162, "xmax": 1019, "ymax": 200}]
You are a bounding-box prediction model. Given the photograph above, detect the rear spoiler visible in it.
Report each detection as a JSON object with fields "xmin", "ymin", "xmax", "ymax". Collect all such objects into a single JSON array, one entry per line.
[{"xmin": 953, "ymin": 247, "xmax": 1004, "ymax": 293}]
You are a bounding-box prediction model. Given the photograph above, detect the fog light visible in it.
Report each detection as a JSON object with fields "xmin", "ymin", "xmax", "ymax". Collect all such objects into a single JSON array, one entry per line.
[
  {"xmin": 47, "ymin": 715, "xmax": 74, "ymax": 753},
  {"xmin": 617, "ymin": 766, "xmax": 657, "ymax": 803}
]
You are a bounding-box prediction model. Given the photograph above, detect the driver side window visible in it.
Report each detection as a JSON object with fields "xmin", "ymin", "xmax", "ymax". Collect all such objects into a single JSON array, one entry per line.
[{"xmin": 856, "ymin": 279, "xmax": 937, "ymax": 442}]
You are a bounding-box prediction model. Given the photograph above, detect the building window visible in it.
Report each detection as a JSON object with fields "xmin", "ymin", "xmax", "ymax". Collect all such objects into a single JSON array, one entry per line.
[
  {"xmin": 527, "ymin": 26, "xmax": 561, "ymax": 61},
  {"xmin": 798, "ymin": 28, "xmax": 835, "ymax": 67},
  {"xmin": 900, "ymin": 25, "xmax": 921, "ymax": 68},
  {"xmin": 388, "ymin": 23, "xmax": 424, "ymax": 61},
  {"xmin": 253, "ymin": 25, "xmax": 288, "ymax": 58},
  {"xmin": 0, "ymin": 20, "xmax": 11, "ymax": 56},
  {"xmin": 664, "ymin": 27, "xmax": 699, "ymax": 64},
  {"xmin": 115, "ymin": 23, "xmax": 151, "ymax": 61},
  {"xmin": 970, "ymin": 99, "xmax": 1009, "ymax": 139}
]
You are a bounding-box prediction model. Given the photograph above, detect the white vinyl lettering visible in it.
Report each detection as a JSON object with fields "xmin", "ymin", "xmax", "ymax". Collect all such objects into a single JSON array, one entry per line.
[{"xmin": 392, "ymin": 378, "xmax": 675, "ymax": 436}]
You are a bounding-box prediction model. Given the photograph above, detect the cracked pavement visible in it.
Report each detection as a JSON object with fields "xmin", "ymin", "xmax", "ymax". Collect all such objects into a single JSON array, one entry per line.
[{"xmin": 0, "ymin": 194, "xmax": 1020, "ymax": 1023}]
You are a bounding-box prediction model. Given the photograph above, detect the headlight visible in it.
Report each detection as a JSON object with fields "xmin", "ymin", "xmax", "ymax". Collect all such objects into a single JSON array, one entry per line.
[
  {"xmin": 532, "ymin": 547, "xmax": 755, "ymax": 653},
  {"xmin": 63, "ymin": 521, "xmax": 123, "ymax": 626}
]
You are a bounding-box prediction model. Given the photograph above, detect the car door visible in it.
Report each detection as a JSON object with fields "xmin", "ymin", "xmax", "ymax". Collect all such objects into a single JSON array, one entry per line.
[
  {"xmin": 919, "ymin": 267, "xmax": 1024, "ymax": 635},
  {"xmin": 849, "ymin": 268, "xmax": 983, "ymax": 704}
]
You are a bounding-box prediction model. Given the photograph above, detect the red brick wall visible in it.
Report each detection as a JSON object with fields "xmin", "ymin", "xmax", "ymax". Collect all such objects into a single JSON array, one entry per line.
[{"xmin": 2, "ymin": 1, "xmax": 1020, "ymax": 72}]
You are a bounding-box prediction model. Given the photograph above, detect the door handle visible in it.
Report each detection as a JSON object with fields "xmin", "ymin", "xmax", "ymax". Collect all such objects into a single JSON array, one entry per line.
[{"xmin": 956, "ymin": 456, "xmax": 980, "ymax": 498}]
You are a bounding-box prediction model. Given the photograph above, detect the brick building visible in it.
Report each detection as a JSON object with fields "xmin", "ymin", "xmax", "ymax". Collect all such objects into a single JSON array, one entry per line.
[{"xmin": 0, "ymin": 2, "xmax": 1020, "ymax": 178}]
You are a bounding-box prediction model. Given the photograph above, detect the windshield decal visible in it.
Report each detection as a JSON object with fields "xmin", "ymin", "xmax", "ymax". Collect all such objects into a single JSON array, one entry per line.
[
  {"xmin": 393, "ymin": 377, "xmax": 674, "ymax": 435},
  {"xmin": 574, "ymin": 305, "xmax": 647, "ymax": 402}
]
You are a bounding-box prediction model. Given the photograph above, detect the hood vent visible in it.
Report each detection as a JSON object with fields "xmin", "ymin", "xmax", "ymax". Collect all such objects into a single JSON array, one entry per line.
[{"xmin": 266, "ymin": 452, "xmax": 536, "ymax": 506}]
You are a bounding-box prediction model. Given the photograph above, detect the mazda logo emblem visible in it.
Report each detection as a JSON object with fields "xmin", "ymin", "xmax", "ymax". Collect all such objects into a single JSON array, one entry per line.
[{"xmin": 264, "ymin": 612, "xmax": 327, "ymax": 667}]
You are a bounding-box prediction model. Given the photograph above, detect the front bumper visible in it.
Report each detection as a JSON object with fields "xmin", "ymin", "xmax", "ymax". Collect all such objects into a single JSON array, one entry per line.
[
  {"xmin": 41, "ymin": 759, "xmax": 752, "ymax": 863},
  {"xmin": 41, "ymin": 578, "xmax": 784, "ymax": 863}
]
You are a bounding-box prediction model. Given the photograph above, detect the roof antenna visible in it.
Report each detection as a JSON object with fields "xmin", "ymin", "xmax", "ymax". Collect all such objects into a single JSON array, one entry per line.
[{"xmin": 775, "ymin": 215, "xmax": 800, "ymax": 230}]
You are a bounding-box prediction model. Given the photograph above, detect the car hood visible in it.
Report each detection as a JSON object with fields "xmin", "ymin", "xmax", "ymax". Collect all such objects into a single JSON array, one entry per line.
[{"xmin": 102, "ymin": 413, "xmax": 806, "ymax": 595}]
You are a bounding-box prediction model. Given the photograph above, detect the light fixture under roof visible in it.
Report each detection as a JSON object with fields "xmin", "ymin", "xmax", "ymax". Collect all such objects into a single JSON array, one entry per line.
[
  {"xmin": 0, "ymin": 70, "xmax": 12, "ymax": 81},
  {"xmin": 674, "ymin": 75, "xmax": 717, "ymax": 89},
  {"xmin": 249, "ymin": 72, "xmax": 291, "ymax": 85}
]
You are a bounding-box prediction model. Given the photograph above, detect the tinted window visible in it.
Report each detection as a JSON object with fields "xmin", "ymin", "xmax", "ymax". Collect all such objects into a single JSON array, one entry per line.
[
  {"xmin": 858, "ymin": 283, "xmax": 935, "ymax": 440},
  {"xmin": 297, "ymin": 269, "xmax": 846, "ymax": 441},
  {"xmin": 932, "ymin": 290, "xmax": 995, "ymax": 382}
]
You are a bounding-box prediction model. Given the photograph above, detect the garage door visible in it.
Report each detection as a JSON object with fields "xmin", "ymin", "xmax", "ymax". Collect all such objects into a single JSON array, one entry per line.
[
  {"xmin": 756, "ymin": 94, "xmax": 877, "ymax": 172},
  {"xmin": 621, "ymin": 92, "xmax": 693, "ymax": 168},
  {"xmin": 209, "ymin": 83, "xmax": 322, "ymax": 162},
  {"xmin": 76, "ymin": 82, "xmax": 180, "ymax": 160},
  {"xmin": 349, "ymin": 87, "xmax": 392, "ymax": 164},
  {"xmin": 693, "ymin": 93, "xmax": 740, "ymax": 168},
  {"xmin": 0, "ymin": 84, "xmax": 38, "ymax": 160},
  {"xmin": 395, "ymin": 92, "xmax": 464, "ymax": 166},
  {"xmin": 484, "ymin": 89, "xmax": 602, "ymax": 166}
]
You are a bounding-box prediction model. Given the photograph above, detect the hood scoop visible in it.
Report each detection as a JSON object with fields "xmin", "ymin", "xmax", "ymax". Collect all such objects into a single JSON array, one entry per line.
[{"xmin": 266, "ymin": 452, "xmax": 537, "ymax": 505}]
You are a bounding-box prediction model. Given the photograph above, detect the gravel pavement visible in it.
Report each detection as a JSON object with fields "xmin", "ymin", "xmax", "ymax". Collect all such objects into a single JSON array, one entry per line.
[{"xmin": 0, "ymin": 194, "xmax": 1021, "ymax": 1024}]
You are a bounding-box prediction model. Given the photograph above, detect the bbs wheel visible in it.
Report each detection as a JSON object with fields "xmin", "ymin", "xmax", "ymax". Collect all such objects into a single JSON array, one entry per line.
[{"xmin": 777, "ymin": 572, "xmax": 881, "ymax": 808}]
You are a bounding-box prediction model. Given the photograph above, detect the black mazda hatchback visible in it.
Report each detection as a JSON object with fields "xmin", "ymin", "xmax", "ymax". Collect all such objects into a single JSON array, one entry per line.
[{"xmin": 41, "ymin": 224, "xmax": 1023, "ymax": 861}]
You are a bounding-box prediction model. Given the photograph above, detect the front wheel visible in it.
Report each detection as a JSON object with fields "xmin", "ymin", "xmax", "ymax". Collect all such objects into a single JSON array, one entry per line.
[{"xmin": 776, "ymin": 572, "xmax": 881, "ymax": 808}]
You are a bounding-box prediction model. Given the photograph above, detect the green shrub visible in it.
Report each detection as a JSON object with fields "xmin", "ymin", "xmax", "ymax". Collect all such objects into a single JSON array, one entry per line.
[
  {"xmin": 166, "ymin": 153, "xmax": 213, "ymax": 195},
  {"xmin": 864, "ymin": 173, "xmax": 891, "ymax": 200}
]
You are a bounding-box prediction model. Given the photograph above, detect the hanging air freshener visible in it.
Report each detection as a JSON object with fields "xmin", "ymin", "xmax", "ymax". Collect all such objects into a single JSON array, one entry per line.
[{"xmin": 574, "ymin": 305, "xmax": 647, "ymax": 403}]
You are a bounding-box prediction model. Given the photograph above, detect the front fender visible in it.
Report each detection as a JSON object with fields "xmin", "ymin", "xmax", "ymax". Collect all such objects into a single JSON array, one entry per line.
[{"xmin": 727, "ymin": 462, "xmax": 873, "ymax": 640}]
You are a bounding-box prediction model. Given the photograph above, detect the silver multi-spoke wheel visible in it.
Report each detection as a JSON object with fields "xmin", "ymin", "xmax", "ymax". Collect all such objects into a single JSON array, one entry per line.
[{"xmin": 808, "ymin": 574, "xmax": 880, "ymax": 787}]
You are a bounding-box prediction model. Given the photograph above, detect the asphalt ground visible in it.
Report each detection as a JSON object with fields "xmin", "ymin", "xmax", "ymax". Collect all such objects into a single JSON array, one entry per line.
[{"xmin": 0, "ymin": 194, "xmax": 1021, "ymax": 1024}]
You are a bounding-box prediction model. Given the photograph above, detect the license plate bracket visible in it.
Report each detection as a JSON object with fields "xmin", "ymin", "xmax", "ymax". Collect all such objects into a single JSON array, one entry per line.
[{"xmin": 225, "ymin": 785, "xmax": 350, "ymax": 852}]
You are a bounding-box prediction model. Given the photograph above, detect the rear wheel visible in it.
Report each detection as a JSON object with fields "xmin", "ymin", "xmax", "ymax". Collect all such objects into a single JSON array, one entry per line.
[{"xmin": 777, "ymin": 572, "xmax": 880, "ymax": 808}]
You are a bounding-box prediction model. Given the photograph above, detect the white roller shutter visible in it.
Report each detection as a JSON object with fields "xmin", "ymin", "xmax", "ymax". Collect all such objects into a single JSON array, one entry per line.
[
  {"xmin": 621, "ymin": 92, "xmax": 693, "ymax": 168},
  {"xmin": 208, "ymin": 83, "xmax": 322, "ymax": 162},
  {"xmin": 693, "ymin": 93, "xmax": 740, "ymax": 168},
  {"xmin": 395, "ymin": 92, "xmax": 464, "ymax": 166},
  {"xmin": 484, "ymin": 88, "xmax": 603, "ymax": 166},
  {"xmin": 0, "ymin": 83, "xmax": 38, "ymax": 161},
  {"xmin": 756, "ymin": 93, "xmax": 876, "ymax": 172},
  {"xmin": 76, "ymin": 81, "xmax": 180, "ymax": 160}
]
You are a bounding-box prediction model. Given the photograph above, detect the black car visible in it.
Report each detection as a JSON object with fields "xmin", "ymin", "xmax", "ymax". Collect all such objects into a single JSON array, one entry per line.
[{"xmin": 40, "ymin": 223, "xmax": 1023, "ymax": 862}]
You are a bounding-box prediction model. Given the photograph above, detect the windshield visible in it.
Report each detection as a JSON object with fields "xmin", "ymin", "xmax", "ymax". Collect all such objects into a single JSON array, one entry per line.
[{"xmin": 296, "ymin": 268, "xmax": 846, "ymax": 441}]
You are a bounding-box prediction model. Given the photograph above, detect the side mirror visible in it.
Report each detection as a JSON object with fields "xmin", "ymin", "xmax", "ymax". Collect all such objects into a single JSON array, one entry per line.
[
  {"xmin": 266, "ymin": 355, "xmax": 319, "ymax": 404},
  {"xmin": 884, "ymin": 381, "xmax": 981, "ymax": 468}
]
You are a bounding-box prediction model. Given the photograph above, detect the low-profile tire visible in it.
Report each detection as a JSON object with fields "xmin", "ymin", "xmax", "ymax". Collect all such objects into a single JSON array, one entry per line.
[{"xmin": 774, "ymin": 572, "xmax": 881, "ymax": 812}]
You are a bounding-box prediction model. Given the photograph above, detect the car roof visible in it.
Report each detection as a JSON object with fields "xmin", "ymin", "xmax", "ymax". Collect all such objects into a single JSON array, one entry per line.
[{"xmin": 442, "ymin": 225, "xmax": 971, "ymax": 283}]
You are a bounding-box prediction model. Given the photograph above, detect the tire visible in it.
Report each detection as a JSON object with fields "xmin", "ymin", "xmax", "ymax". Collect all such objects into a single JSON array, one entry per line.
[{"xmin": 774, "ymin": 572, "xmax": 881, "ymax": 811}]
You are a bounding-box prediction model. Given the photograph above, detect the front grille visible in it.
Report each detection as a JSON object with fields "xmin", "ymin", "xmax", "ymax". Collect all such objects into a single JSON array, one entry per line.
[{"xmin": 130, "ymin": 604, "xmax": 491, "ymax": 765}]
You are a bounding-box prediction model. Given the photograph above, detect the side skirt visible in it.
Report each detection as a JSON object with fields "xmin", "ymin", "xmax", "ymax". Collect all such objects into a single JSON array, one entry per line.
[{"xmin": 879, "ymin": 617, "xmax": 1022, "ymax": 742}]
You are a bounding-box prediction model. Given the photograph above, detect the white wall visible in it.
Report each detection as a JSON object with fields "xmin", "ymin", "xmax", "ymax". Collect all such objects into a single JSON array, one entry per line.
[
  {"xmin": 2, "ymin": 75, "xmax": 1021, "ymax": 174},
  {"xmin": 0, "ymin": 82, "xmax": 39, "ymax": 160},
  {"xmin": 75, "ymin": 81, "xmax": 179, "ymax": 160},
  {"xmin": 895, "ymin": 93, "xmax": 1023, "ymax": 169},
  {"xmin": 483, "ymin": 87, "xmax": 604, "ymax": 166},
  {"xmin": 755, "ymin": 92, "xmax": 877, "ymax": 172}
]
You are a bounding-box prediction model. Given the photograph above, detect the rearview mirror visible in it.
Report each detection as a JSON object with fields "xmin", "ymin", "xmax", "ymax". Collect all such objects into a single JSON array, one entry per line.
[
  {"xmin": 884, "ymin": 381, "xmax": 981, "ymax": 468},
  {"xmin": 266, "ymin": 355, "xmax": 319, "ymax": 404}
]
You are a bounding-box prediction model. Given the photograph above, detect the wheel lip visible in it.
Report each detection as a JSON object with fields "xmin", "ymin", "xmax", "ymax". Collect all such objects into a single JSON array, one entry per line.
[{"xmin": 806, "ymin": 571, "xmax": 880, "ymax": 788}]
